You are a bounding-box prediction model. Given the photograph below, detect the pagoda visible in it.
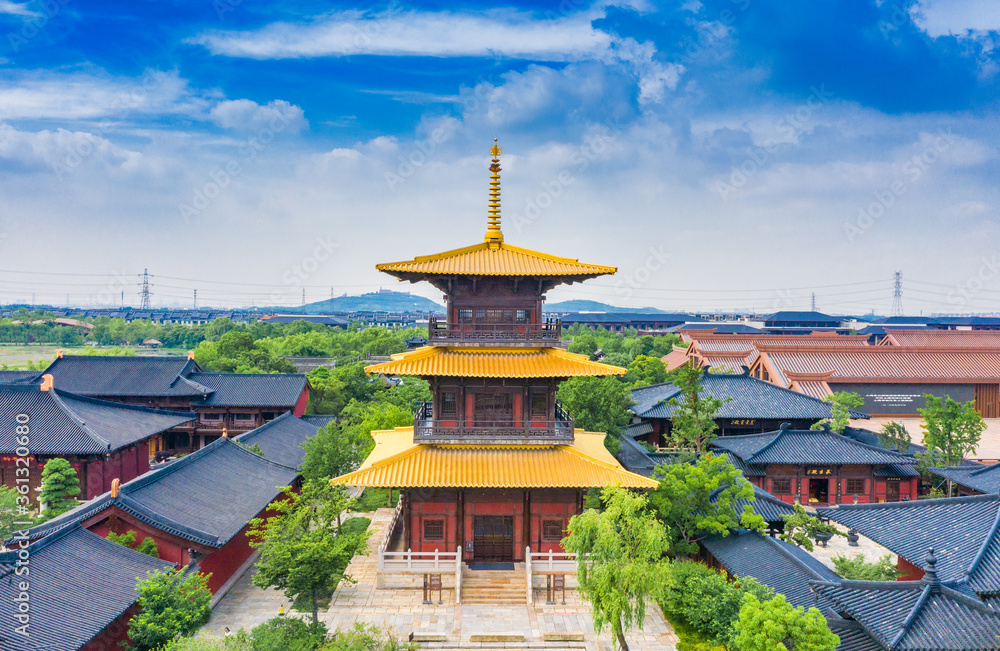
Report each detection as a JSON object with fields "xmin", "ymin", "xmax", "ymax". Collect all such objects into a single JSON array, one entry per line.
[{"xmin": 335, "ymin": 141, "xmax": 656, "ymax": 564}]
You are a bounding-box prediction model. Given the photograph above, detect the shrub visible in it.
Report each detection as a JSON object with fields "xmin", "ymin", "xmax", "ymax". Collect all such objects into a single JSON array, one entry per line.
[
  {"xmin": 321, "ymin": 622, "xmax": 419, "ymax": 650},
  {"xmin": 247, "ymin": 617, "xmax": 329, "ymax": 651},
  {"xmin": 832, "ymin": 554, "xmax": 901, "ymax": 581}
]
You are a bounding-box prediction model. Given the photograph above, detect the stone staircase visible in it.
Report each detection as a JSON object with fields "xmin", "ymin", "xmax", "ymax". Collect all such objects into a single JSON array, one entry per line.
[{"xmin": 459, "ymin": 568, "xmax": 527, "ymax": 605}]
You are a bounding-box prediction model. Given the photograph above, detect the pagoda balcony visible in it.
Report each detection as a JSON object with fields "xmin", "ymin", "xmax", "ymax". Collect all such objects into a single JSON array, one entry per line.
[
  {"xmin": 413, "ymin": 401, "xmax": 574, "ymax": 444},
  {"xmin": 427, "ymin": 317, "xmax": 564, "ymax": 347}
]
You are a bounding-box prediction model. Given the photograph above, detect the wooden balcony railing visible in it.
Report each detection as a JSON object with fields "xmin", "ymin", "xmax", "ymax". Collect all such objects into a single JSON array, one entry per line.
[
  {"xmin": 196, "ymin": 418, "xmax": 262, "ymax": 431},
  {"xmin": 412, "ymin": 401, "xmax": 574, "ymax": 443},
  {"xmin": 427, "ymin": 317, "xmax": 563, "ymax": 346}
]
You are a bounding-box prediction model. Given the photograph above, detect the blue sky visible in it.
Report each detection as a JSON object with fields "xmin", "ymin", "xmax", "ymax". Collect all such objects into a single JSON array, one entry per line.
[{"xmin": 0, "ymin": 0, "xmax": 998, "ymax": 314}]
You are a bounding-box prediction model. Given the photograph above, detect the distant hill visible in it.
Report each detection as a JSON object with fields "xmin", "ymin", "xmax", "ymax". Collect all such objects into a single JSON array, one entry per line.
[
  {"xmin": 544, "ymin": 300, "xmax": 669, "ymax": 314},
  {"xmin": 297, "ymin": 291, "xmax": 443, "ymax": 314}
]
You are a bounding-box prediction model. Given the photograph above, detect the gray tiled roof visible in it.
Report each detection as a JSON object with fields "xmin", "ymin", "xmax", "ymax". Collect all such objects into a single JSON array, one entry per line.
[
  {"xmin": 712, "ymin": 482, "xmax": 797, "ymax": 523},
  {"xmin": 24, "ymin": 437, "xmax": 298, "ymax": 547},
  {"xmin": 0, "ymin": 524, "xmax": 170, "ymax": 651},
  {"xmin": 827, "ymin": 619, "xmax": 882, "ymax": 651},
  {"xmin": 812, "ymin": 568, "xmax": 1000, "ymax": 650},
  {"xmin": 42, "ymin": 355, "xmax": 207, "ymax": 397},
  {"xmin": 235, "ymin": 411, "xmax": 320, "ymax": 469},
  {"xmin": 188, "ymin": 372, "xmax": 307, "ymax": 407},
  {"xmin": 930, "ymin": 463, "xmax": 1000, "ymax": 495},
  {"xmin": 701, "ymin": 530, "xmax": 839, "ymax": 611},
  {"xmin": 630, "ymin": 372, "xmax": 869, "ymax": 420},
  {"xmin": 0, "ymin": 370, "xmax": 41, "ymax": 385},
  {"xmin": 0, "ymin": 386, "xmax": 195, "ymax": 455},
  {"xmin": 819, "ymin": 494, "xmax": 1000, "ymax": 600},
  {"xmin": 709, "ymin": 425, "xmax": 916, "ymax": 467}
]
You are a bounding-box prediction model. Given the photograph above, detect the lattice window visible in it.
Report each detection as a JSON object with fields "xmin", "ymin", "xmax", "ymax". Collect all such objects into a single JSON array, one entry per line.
[
  {"xmin": 772, "ymin": 478, "xmax": 793, "ymax": 495},
  {"xmin": 542, "ymin": 520, "xmax": 564, "ymax": 540},
  {"xmin": 423, "ymin": 519, "xmax": 445, "ymax": 541},
  {"xmin": 845, "ymin": 479, "xmax": 866, "ymax": 495}
]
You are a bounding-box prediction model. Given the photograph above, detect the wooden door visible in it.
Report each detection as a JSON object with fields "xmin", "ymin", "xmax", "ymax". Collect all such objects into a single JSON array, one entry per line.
[
  {"xmin": 474, "ymin": 393, "xmax": 514, "ymax": 425},
  {"xmin": 473, "ymin": 515, "xmax": 514, "ymax": 561},
  {"xmin": 885, "ymin": 480, "xmax": 901, "ymax": 502}
]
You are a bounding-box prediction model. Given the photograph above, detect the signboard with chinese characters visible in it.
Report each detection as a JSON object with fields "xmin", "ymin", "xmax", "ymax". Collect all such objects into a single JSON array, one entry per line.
[
  {"xmin": 806, "ymin": 468, "xmax": 834, "ymax": 475},
  {"xmin": 829, "ymin": 383, "xmax": 973, "ymax": 415}
]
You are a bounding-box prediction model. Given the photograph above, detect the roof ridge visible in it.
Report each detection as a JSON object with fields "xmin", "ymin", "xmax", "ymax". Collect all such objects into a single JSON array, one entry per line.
[
  {"xmin": 53, "ymin": 388, "xmax": 197, "ymax": 418},
  {"xmin": 890, "ymin": 583, "xmax": 932, "ymax": 648},
  {"xmin": 116, "ymin": 494, "xmax": 220, "ymax": 546},
  {"xmin": 225, "ymin": 436, "xmax": 301, "ymax": 471},
  {"xmin": 121, "ymin": 436, "xmax": 232, "ymax": 493},
  {"xmin": 48, "ymin": 389, "xmax": 112, "ymax": 451},
  {"xmin": 761, "ymin": 534, "xmax": 830, "ymax": 581},
  {"xmin": 190, "ymin": 371, "xmax": 307, "ymax": 377},
  {"xmin": 965, "ymin": 498, "xmax": 1000, "ymax": 581}
]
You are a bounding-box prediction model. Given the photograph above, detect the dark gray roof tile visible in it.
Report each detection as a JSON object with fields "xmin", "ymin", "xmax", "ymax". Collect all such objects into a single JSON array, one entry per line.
[
  {"xmin": 234, "ymin": 412, "xmax": 320, "ymax": 469},
  {"xmin": 188, "ymin": 372, "xmax": 307, "ymax": 407},
  {"xmin": 709, "ymin": 426, "xmax": 915, "ymax": 467}
]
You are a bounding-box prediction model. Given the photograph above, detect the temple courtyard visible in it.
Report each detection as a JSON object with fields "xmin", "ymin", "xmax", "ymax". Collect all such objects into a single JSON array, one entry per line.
[{"xmin": 205, "ymin": 508, "xmax": 680, "ymax": 649}]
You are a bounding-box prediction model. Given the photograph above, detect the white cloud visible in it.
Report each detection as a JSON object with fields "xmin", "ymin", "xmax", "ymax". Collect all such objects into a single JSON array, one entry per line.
[
  {"xmin": 209, "ymin": 99, "xmax": 308, "ymax": 133},
  {"xmin": 0, "ymin": 1, "xmax": 38, "ymax": 17},
  {"xmin": 191, "ymin": 9, "xmax": 613, "ymax": 61},
  {"xmin": 912, "ymin": 0, "xmax": 1000, "ymax": 37},
  {"xmin": 0, "ymin": 70, "xmax": 213, "ymax": 122}
]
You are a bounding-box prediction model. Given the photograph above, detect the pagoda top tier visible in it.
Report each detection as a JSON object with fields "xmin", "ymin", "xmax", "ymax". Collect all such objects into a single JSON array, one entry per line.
[{"xmin": 375, "ymin": 140, "xmax": 617, "ymax": 290}]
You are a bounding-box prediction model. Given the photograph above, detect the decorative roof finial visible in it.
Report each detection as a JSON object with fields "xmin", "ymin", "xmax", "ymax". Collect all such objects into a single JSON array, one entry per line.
[
  {"xmin": 110, "ymin": 478, "xmax": 120, "ymax": 498},
  {"xmin": 485, "ymin": 138, "xmax": 504, "ymax": 248},
  {"xmin": 922, "ymin": 547, "xmax": 940, "ymax": 587}
]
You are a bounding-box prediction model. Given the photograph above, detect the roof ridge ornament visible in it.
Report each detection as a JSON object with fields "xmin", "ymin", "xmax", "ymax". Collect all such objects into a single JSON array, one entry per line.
[
  {"xmin": 923, "ymin": 547, "xmax": 940, "ymax": 587},
  {"xmin": 485, "ymin": 138, "xmax": 504, "ymax": 249}
]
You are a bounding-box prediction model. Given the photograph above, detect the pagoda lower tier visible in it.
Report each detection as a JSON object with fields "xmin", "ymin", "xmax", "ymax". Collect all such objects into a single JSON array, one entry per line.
[{"xmin": 333, "ymin": 428, "xmax": 657, "ymax": 562}]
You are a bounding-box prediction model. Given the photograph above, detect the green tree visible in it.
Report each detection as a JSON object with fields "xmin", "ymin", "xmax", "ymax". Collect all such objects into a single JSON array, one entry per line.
[
  {"xmin": 38, "ymin": 458, "xmax": 81, "ymax": 517},
  {"xmin": 126, "ymin": 569, "xmax": 212, "ymax": 651},
  {"xmin": 321, "ymin": 622, "xmax": 419, "ymax": 650},
  {"xmin": 831, "ymin": 554, "xmax": 901, "ymax": 581},
  {"xmin": 659, "ymin": 560, "xmax": 773, "ymax": 648},
  {"xmin": 248, "ymin": 480, "xmax": 370, "ymax": 624},
  {"xmin": 107, "ymin": 530, "xmax": 138, "ymax": 548},
  {"xmin": 625, "ymin": 355, "xmax": 668, "ymax": 387},
  {"xmin": 563, "ymin": 486, "xmax": 671, "ymax": 651},
  {"xmin": 811, "ymin": 392, "xmax": 863, "ymax": 434},
  {"xmin": 648, "ymin": 454, "xmax": 765, "ymax": 557},
  {"xmin": 876, "ymin": 420, "xmax": 911, "ymax": 452},
  {"xmin": 556, "ymin": 375, "xmax": 634, "ymax": 454},
  {"xmin": 664, "ymin": 365, "xmax": 728, "ymax": 452},
  {"xmin": 136, "ymin": 537, "xmax": 160, "ymax": 557},
  {"xmin": 919, "ymin": 394, "xmax": 986, "ymax": 466},
  {"xmin": 732, "ymin": 593, "xmax": 839, "ymax": 651},
  {"xmin": 0, "ymin": 486, "xmax": 20, "ymax": 542},
  {"xmin": 246, "ymin": 617, "xmax": 329, "ymax": 651},
  {"xmin": 300, "ymin": 421, "xmax": 373, "ymax": 482},
  {"xmin": 778, "ymin": 504, "xmax": 842, "ymax": 552}
]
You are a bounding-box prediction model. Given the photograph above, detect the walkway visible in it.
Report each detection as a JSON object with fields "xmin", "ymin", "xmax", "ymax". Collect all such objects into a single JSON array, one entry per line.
[{"xmin": 322, "ymin": 509, "xmax": 678, "ymax": 650}]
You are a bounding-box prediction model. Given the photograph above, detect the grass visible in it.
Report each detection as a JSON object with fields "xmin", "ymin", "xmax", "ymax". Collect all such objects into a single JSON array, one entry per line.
[
  {"xmin": 660, "ymin": 609, "xmax": 726, "ymax": 651},
  {"xmin": 0, "ymin": 344, "xmax": 189, "ymax": 368},
  {"xmin": 351, "ymin": 487, "xmax": 400, "ymax": 512},
  {"xmin": 292, "ymin": 516, "xmax": 371, "ymax": 614}
]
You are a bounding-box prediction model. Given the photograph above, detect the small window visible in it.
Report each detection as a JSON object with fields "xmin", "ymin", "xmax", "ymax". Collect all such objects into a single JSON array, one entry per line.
[
  {"xmin": 542, "ymin": 520, "xmax": 564, "ymax": 541},
  {"xmin": 531, "ymin": 392, "xmax": 548, "ymax": 419},
  {"xmin": 845, "ymin": 479, "xmax": 866, "ymax": 495},
  {"xmin": 458, "ymin": 309, "xmax": 473, "ymax": 323},
  {"xmin": 772, "ymin": 478, "xmax": 793, "ymax": 495},
  {"xmin": 516, "ymin": 309, "xmax": 530, "ymax": 323},
  {"xmin": 233, "ymin": 413, "xmax": 253, "ymax": 421},
  {"xmin": 423, "ymin": 519, "xmax": 445, "ymax": 541},
  {"xmin": 441, "ymin": 393, "xmax": 458, "ymax": 417},
  {"xmin": 202, "ymin": 413, "xmax": 223, "ymax": 421}
]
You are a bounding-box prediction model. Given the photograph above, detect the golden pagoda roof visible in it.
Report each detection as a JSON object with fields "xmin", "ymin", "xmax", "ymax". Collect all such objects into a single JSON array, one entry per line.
[
  {"xmin": 331, "ymin": 428, "xmax": 658, "ymax": 489},
  {"xmin": 375, "ymin": 241, "xmax": 617, "ymax": 278},
  {"xmin": 365, "ymin": 346, "xmax": 626, "ymax": 378}
]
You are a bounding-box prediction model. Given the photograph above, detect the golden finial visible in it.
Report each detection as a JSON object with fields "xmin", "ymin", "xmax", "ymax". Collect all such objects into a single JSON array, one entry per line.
[{"xmin": 485, "ymin": 138, "xmax": 503, "ymax": 248}]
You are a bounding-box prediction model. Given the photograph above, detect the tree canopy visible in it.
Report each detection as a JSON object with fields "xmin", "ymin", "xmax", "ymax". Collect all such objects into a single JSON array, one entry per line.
[
  {"xmin": 126, "ymin": 568, "xmax": 212, "ymax": 651},
  {"xmin": 556, "ymin": 375, "xmax": 634, "ymax": 454},
  {"xmin": 919, "ymin": 394, "xmax": 986, "ymax": 466},
  {"xmin": 248, "ymin": 480, "xmax": 370, "ymax": 624},
  {"xmin": 731, "ymin": 593, "xmax": 839, "ymax": 651},
  {"xmin": 662, "ymin": 365, "xmax": 729, "ymax": 452},
  {"xmin": 563, "ymin": 486, "xmax": 671, "ymax": 651},
  {"xmin": 38, "ymin": 458, "xmax": 81, "ymax": 518},
  {"xmin": 649, "ymin": 453, "xmax": 765, "ymax": 557},
  {"xmin": 811, "ymin": 391, "xmax": 863, "ymax": 433}
]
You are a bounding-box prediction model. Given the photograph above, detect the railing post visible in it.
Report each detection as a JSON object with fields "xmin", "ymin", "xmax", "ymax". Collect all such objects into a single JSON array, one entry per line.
[
  {"xmin": 526, "ymin": 546, "xmax": 533, "ymax": 605},
  {"xmin": 407, "ymin": 548, "xmax": 412, "ymax": 571},
  {"xmin": 548, "ymin": 549, "xmax": 553, "ymax": 571},
  {"xmin": 456, "ymin": 548, "xmax": 462, "ymax": 604},
  {"xmin": 434, "ymin": 548, "xmax": 439, "ymax": 569}
]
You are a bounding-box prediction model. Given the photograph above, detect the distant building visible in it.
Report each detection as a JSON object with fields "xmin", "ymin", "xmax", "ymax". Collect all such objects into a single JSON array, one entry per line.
[
  {"xmin": 262, "ymin": 314, "xmax": 350, "ymax": 327},
  {"xmin": 10, "ymin": 355, "xmax": 309, "ymax": 454}
]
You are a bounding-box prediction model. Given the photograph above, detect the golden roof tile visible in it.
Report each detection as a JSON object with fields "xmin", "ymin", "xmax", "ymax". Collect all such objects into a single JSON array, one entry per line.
[{"xmin": 365, "ymin": 346, "xmax": 626, "ymax": 378}]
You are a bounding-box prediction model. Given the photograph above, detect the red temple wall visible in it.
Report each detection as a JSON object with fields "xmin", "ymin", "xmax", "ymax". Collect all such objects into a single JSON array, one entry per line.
[{"xmin": 898, "ymin": 556, "xmax": 924, "ymax": 581}]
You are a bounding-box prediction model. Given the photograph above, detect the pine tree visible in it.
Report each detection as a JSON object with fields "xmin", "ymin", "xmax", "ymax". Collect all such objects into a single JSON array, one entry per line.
[{"xmin": 38, "ymin": 458, "xmax": 81, "ymax": 516}]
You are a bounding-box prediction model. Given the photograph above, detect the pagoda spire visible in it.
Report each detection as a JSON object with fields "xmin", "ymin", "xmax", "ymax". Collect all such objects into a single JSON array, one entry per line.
[{"xmin": 485, "ymin": 138, "xmax": 504, "ymax": 248}]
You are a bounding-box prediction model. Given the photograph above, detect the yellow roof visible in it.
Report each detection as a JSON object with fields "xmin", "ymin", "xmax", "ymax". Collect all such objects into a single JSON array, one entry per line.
[
  {"xmin": 365, "ymin": 346, "xmax": 626, "ymax": 378},
  {"xmin": 332, "ymin": 428, "xmax": 658, "ymax": 489},
  {"xmin": 375, "ymin": 241, "xmax": 617, "ymax": 278}
]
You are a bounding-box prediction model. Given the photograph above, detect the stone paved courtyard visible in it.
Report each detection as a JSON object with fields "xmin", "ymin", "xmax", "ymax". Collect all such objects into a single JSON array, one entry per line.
[{"xmin": 208, "ymin": 508, "xmax": 679, "ymax": 649}]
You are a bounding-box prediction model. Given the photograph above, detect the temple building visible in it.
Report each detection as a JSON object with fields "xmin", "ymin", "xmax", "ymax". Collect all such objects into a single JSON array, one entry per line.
[{"xmin": 334, "ymin": 142, "xmax": 656, "ymax": 565}]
